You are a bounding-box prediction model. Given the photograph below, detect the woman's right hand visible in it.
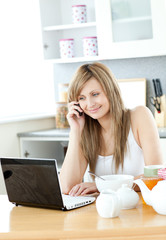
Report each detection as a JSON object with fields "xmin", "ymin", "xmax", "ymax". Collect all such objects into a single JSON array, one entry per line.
[{"xmin": 67, "ymin": 101, "xmax": 85, "ymax": 131}]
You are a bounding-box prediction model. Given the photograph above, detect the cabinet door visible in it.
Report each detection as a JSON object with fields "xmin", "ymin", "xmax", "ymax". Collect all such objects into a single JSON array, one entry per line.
[
  {"xmin": 95, "ymin": 0, "xmax": 166, "ymax": 59},
  {"xmin": 20, "ymin": 139, "xmax": 68, "ymax": 169}
]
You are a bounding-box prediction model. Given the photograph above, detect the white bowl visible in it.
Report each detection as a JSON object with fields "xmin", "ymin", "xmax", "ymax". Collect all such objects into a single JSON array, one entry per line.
[{"xmin": 95, "ymin": 174, "xmax": 134, "ymax": 192}]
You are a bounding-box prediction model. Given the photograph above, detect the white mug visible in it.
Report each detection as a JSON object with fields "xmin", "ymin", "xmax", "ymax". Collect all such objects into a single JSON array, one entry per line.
[{"xmin": 96, "ymin": 190, "xmax": 121, "ymax": 218}]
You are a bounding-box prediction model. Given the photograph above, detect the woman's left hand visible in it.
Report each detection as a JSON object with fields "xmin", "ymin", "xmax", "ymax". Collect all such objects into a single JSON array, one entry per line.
[{"xmin": 69, "ymin": 182, "xmax": 99, "ymax": 196}]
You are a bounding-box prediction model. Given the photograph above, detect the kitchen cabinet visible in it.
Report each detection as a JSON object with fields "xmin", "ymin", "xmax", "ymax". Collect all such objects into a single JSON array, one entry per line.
[
  {"xmin": 39, "ymin": 0, "xmax": 100, "ymax": 63},
  {"xmin": 18, "ymin": 129, "xmax": 90, "ymax": 181},
  {"xmin": 39, "ymin": 0, "xmax": 166, "ymax": 63},
  {"xmin": 96, "ymin": 0, "xmax": 166, "ymax": 59},
  {"xmin": 18, "ymin": 129, "xmax": 69, "ymax": 171}
]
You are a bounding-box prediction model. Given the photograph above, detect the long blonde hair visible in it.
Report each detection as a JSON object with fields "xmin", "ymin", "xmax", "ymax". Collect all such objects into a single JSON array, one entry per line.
[{"xmin": 68, "ymin": 62, "xmax": 130, "ymax": 173}]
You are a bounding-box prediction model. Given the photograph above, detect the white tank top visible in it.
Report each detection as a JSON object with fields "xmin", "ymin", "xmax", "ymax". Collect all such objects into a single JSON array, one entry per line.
[{"xmin": 95, "ymin": 127, "xmax": 145, "ymax": 177}]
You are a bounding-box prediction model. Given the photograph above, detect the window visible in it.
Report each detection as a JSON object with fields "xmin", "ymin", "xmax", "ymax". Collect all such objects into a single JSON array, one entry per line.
[{"xmin": 0, "ymin": 0, "xmax": 55, "ymax": 123}]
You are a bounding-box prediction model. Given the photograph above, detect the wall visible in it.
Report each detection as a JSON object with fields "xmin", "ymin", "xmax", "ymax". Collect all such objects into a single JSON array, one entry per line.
[
  {"xmin": 0, "ymin": 117, "xmax": 55, "ymax": 194},
  {"xmin": 54, "ymin": 55, "xmax": 166, "ymax": 114}
]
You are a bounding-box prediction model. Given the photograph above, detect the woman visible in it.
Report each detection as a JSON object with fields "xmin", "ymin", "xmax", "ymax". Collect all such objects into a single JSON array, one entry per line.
[{"xmin": 59, "ymin": 62, "xmax": 163, "ymax": 196}]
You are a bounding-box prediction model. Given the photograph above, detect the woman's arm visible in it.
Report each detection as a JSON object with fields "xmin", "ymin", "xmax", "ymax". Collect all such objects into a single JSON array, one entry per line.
[
  {"xmin": 59, "ymin": 129, "xmax": 88, "ymax": 194},
  {"xmin": 131, "ymin": 106, "xmax": 163, "ymax": 166},
  {"xmin": 59, "ymin": 102, "xmax": 87, "ymax": 194}
]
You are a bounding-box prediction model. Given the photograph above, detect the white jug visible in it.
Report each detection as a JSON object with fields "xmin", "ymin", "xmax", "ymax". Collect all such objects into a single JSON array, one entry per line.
[{"xmin": 96, "ymin": 190, "xmax": 121, "ymax": 218}]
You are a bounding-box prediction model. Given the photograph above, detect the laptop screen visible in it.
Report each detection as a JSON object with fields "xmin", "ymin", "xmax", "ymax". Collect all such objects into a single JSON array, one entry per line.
[{"xmin": 1, "ymin": 158, "xmax": 64, "ymax": 209}]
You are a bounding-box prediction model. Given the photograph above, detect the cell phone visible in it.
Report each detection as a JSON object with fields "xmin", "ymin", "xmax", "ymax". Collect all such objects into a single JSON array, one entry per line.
[{"xmin": 74, "ymin": 103, "xmax": 83, "ymax": 116}]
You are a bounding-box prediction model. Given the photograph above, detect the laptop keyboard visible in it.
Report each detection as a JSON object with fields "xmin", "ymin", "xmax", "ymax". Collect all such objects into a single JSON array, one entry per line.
[{"xmin": 62, "ymin": 194, "xmax": 95, "ymax": 209}]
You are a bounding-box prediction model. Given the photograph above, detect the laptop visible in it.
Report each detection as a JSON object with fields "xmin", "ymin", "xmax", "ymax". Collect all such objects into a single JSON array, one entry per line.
[{"xmin": 0, "ymin": 157, "xmax": 95, "ymax": 210}]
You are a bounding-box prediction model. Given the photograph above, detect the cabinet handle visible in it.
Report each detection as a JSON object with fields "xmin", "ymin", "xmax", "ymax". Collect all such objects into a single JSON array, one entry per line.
[
  {"xmin": 44, "ymin": 44, "xmax": 49, "ymax": 49},
  {"xmin": 24, "ymin": 151, "xmax": 30, "ymax": 158}
]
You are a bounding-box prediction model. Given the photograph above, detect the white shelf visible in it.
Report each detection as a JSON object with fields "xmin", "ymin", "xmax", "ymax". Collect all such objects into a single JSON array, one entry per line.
[
  {"xmin": 113, "ymin": 16, "xmax": 152, "ymax": 24},
  {"xmin": 43, "ymin": 22, "xmax": 96, "ymax": 31},
  {"xmin": 46, "ymin": 55, "xmax": 107, "ymax": 64}
]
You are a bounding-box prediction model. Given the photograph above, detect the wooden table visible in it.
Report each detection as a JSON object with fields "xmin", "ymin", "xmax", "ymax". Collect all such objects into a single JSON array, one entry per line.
[{"xmin": 0, "ymin": 194, "xmax": 166, "ymax": 240}]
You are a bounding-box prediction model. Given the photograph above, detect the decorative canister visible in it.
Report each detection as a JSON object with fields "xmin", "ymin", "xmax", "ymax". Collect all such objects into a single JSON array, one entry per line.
[
  {"xmin": 72, "ymin": 5, "xmax": 87, "ymax": 24},
  {"xmin": 83, "ymin": 36, "xmax": 98, "ymax": 57},
  {"xmin": 55, "ymin": 102, "xmax": 69, "ymax": 129},
  {"xmin": 59, "ymin": 39, "xmax": 74, "ymax": 58},
  {"xmin": 58, "ymin": 83, "xmax": 69, "ymax": 102}
]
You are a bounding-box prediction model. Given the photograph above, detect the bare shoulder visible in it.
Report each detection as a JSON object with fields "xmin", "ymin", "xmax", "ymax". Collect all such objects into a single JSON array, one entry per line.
[
  {"xmin": 130, "ymin": 105, "xmax": 154, "ymax": 124},
  {"xmin": 130, "ymin": 105, "xmax": 157, "ymax": 142},
  {"xmin": 130, "ymin": 106, "xmax": 162, "ymax": 165},
  {"xmin": 130, "ymin": 105, "xmax": 152, "ymax": 116}
]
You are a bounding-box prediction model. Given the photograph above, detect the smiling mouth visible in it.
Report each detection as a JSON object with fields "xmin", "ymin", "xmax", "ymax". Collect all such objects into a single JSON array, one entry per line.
[{"xmin": 89, "ymin": 106, "xmax": 101, "ymax": 113}]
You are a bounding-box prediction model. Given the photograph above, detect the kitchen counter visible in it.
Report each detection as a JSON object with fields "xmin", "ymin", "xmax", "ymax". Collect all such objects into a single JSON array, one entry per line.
[
  {"xmin": 18, "ymin": 127, "xmax": 166, "ymax": 138},
  {"xmin": 0, "ymin": 193, "xmax": 166, "ymax": 240},
  {"xmin": 17, "ymin": 128, "xmax": 166, "ymax": 162},
  {"xmin": 158, "ymin": 128, "xmax": 166, "ymax": 138},
  {"xmin": 17, "ymin": 128, "xmax": 70, "ymax": 138}
]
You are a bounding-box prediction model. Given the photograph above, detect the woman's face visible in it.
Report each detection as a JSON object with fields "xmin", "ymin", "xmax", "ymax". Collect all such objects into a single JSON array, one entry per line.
[{"xmin": 78, "ymin": 77, "xmax": 110, "ymax": 120}]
